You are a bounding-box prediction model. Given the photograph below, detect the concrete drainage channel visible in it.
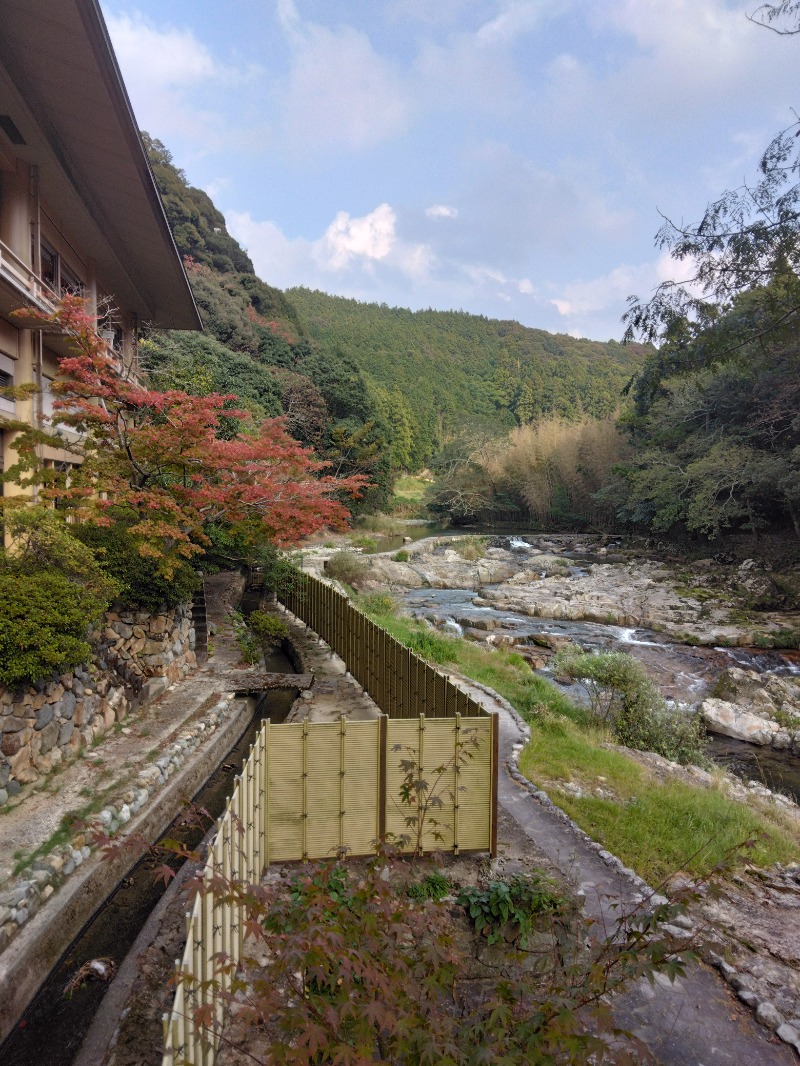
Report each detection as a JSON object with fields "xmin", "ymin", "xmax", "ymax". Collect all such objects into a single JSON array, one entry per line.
[{"xmin": 0, "ymin": 682, "xmax": 298, "ymax": 1066}]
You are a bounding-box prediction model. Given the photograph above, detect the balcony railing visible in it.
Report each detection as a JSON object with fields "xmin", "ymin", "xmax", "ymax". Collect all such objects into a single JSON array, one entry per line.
[
  {"xmin": 0, "ymin": 238, "xmax": 59, "ymax": 312},
  {"xmin": 0, "ymin": 239, "xmax": 129, "ymax": 368}
]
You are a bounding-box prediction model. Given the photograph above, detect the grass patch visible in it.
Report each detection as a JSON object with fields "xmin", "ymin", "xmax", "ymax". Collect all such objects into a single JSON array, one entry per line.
[
  {"xmin": 519, "ymin": 717, "xmax": 800, "ymax": 883},
  {"xmin": 389, "ymin": 475, "xmax": 430, "ymax": 517},
  {"xmin": 449, "ymin": 536, "xmax": 488, "ymax": 561},
  {"xmin": 355, "ymin": 594, "xmax": 579, "ymax": 720},
  {"xmin": 355, "ymin": 514, "xmax": 407, "ymax": 536},
  {"xmin": 11, "ymin": 800, "xmax": 99, "ymax": 875},
  {"xmin": 354, "ymin": 588, "xmax": 800, "ymax": 884},
  {"xmin": 348, "ymin": 534, "xmax": 378, "ymax": 551}
]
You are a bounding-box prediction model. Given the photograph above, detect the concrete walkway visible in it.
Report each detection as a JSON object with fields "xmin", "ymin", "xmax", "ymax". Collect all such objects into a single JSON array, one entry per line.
[{"xmin": 458, "ymin": 675, "xmax": 797, "ymax": 1064}]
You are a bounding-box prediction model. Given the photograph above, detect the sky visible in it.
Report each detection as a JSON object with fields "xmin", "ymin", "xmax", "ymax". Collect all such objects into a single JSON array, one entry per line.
[{"xmin": 99, "ymin": 0, "xmax": 798, "ymax": 342}]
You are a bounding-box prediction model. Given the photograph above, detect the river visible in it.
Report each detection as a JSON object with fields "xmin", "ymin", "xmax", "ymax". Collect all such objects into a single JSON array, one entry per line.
[{"xmin": 398, "ymin": 535, "xmax": 800, "ymax": 801}]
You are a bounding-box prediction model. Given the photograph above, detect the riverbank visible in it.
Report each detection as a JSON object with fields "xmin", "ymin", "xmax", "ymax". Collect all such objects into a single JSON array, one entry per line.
[
  {"xmin": 77, "ymin": 591, "xmax": 800, "ymax": 1064},
  {"xmin": 297, "ymin": 533, "xmax": 800, "ymax": 1053}
]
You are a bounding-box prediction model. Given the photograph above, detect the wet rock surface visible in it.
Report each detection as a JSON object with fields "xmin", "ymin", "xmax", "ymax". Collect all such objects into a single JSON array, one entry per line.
[
  {"xmin": 355, "ymin": 533, "xmax": 799, "ymax": 647},
  {"xmin": 703, "ymin": 864, "xmax": 800, "ymax": 1051}
]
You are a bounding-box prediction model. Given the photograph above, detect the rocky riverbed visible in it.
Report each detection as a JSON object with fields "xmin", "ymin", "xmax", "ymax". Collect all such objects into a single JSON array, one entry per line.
[{"xmin": 344, "ymin": 532, "xmax": 800, "ymax": 761}]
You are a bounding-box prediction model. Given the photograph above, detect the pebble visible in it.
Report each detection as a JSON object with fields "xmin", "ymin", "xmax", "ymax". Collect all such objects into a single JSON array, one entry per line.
[
  {"xmin": 755, "ymin": 1001, "xmax": 783, "ymax": 1031},
  {"xmin": 777, "ymin": 1024, "xmax": 800, "ymax": 1051}
]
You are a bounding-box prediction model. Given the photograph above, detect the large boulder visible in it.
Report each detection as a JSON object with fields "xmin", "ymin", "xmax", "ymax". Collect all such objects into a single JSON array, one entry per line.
[{"xmin": 700, "ymin": 698, "xmax": 787, "ymax": 746}]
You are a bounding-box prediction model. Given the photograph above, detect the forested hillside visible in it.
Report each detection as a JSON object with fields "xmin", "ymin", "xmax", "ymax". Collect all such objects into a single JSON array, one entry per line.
[
  {"xmin": 288, "ymin": 288, "xmax": 646, "ymax": 469},
  {"xmin": 141, "ymin": 136, "xmax": 392, "ymax": 511}
]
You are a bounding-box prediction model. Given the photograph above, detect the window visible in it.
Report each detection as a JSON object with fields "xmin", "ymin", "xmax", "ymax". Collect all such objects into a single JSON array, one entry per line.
[
  {"xmin": 40, "ymin": 240, "xmax": 83, "ymax": 296},
  {"xmin": 0, "ymin": 354, "xmax": 14, "ymax": 415}
]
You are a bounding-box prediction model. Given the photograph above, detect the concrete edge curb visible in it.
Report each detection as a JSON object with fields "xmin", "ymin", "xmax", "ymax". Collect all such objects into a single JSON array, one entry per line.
[{"xmin": 0, "ymin": 692, "xmax": 253, "ymax": 1044}]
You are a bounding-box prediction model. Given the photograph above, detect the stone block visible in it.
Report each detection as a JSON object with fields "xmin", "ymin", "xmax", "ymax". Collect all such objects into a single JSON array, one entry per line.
[
  {"xmin": 113, "ymin": 622, "xmax": 133, "ymax": 639},
  {"xmin": 10, "ymin": 745, "xmax": 33, "ymax": 780},
  {"xmin": 141, "ymin": 676, "xmax": 169, "ymax": 701},
  {"xmin": 32, "ymin": 753, "xmax": 53, "ymax": 775},
  {"xmin": 1, "ymin": 732, "xmax": 22, "ymax": 757},
  {"xmin": 58, "ymin": 720, "xmax": 74, "ymax": 747},
  {"xmin": 756, "ymin": 1001, "xmax": 783, "ymax": 1031},
  {"xmin": 60, "ymin": 691, "xmax": 77, "ymax": 720},
  {"xmin": 2, "ymin": 716, "xmax": 26, "ymax": 733},
  {"xmin": 150, "ymin": 615, "xmax": 168, "ymax": 636},
  {"xmin": 39, "ymin": 718, "xmax": 60, "ymax": 755},
  {"xmin": 35, "ymin": 705, "xmax": 54, "ymax": 730}
]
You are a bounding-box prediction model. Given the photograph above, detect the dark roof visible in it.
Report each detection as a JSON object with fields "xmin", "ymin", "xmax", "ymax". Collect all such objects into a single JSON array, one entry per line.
[{"xmin": 0, "ymin": 0, "xmax": 202, "ymax": 330}]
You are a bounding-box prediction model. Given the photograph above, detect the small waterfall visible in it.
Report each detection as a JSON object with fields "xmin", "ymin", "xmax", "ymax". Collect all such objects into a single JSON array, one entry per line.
[
  {"xmin": 614, "ymin": 626, "xmax": 667, "ymax": 649},
  {"xmin": 442, "ymin": 617, "xmax": 464, "ymax": 637},
  {"xmin": 508, "ymin": 537, "xmax": 531, "ymax": 551},
  {"xmin": 719, "ymin": 647, "xmax": 800, "ymax": 676}
]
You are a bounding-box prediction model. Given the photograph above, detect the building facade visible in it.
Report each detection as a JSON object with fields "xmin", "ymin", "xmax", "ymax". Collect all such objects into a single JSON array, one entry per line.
[{"xmin": 0, "ymin": 0, "xmax": 201, "ymax": 502}]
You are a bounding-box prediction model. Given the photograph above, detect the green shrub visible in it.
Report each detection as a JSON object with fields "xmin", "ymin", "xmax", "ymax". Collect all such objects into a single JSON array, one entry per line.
[
  {"xmin": 74, "ymin": 523, "xmax": 198, "ymax": 611},
  {"xmin": 457, "ymin": 874, "xmax": 567, "ymax": 947},
  {"xmin": 392, "ymin": 549, "xmax": 409, "ymax": 562},
  {"xmin": 553, "ymin": 650, "xmax": 708, "ymax": 765},
  {"xmin": 407, "ymin": 870, "xmax": 452, "ymax": 901},
  {"xmin": 247, "ymin": 610, "xmax": 289, "ymax": 645},
  {"xmin": 0, "ymin": 573, "xmax": 107, "ymax": 686},
  {"xmin": 1, "ymin": 507, "xmax": 121, "ymax": 603},
  {"xmin": 324, "ymin": 551, "xmax": 368, "ymax": 588}
]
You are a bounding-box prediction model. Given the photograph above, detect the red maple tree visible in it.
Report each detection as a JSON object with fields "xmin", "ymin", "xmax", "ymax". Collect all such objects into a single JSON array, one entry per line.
[{"xmin": 6, "ymin": 296, "xmax": 365, "ymax": 570}]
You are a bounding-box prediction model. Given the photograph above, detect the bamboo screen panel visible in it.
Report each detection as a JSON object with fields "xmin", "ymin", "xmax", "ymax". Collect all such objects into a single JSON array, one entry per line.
[
  {"xmin": 281, "ymin": 570, "xmax": 489, "ymax": 721},
  {"xmin": 163, "ymin": 712, "xmax": 496, "ymax": 1065},
  {"xmin": 385, "ymin": 715, "xmax": 494, "ymax": 854},
  {"xmin": 266, "ymin": 718, "xmax": 382, "ymax": 862}
]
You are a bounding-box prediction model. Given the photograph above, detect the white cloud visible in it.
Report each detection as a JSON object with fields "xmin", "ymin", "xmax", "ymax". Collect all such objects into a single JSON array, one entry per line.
[
  {"xmin": 475, "ymin": 0, "xmax": 549, "ymax": 46},
  {"xmin": 228, "ymin": 202, "xmax": 434, "ymax": 288},
  {"xmin": 105, "ymin": 11, "xmax": 259, "ymax": 146},
  {"xmin": 518, "ymin": 278, "xmax": 535, "ymax": 295},
  {"xmin": 318, "ymin": 204, "xmax": 396, "ymax": 270},
  {"xmin": 549, "ymin": 252, "xmax": 687, "ymax": 336},
  {"xmin": 108, "ymin": 12, "xmax": 219, "ymax": 86},
  {"xmin": 276, "ymin": 3, "xmax": 408, "ymax": 154},
  {"xmin": 426, "ymin": 204, "xmax": 459, "ymax": 219}
]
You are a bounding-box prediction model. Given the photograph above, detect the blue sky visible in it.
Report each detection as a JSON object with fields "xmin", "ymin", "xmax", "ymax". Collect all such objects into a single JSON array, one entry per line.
[{"xmin": 100, "ymin": 0, "xmax": 797, "ymax": 341}]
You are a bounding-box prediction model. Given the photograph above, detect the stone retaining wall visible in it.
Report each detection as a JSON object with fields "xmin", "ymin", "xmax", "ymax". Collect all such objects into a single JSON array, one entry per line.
[{"xmin": 0, "ymin": 603, "xmax": 197, "ymax": 802}]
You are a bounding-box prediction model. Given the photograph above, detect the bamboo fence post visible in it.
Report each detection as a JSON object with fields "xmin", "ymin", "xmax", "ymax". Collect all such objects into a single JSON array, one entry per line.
[
  {"xmin": 302, "ymin": 719, "xmax": 309, "ymax": 860},
  {"xmin": 339, "ymin": 715, "xmax": 347, "ymax": 852},
  {"xmin": 417, "ymin": 714, "xmax": 426, "ymax": 851},
  {"xmin": 453, "ymin": 712, "xmax": 461, "ymax": 855}
]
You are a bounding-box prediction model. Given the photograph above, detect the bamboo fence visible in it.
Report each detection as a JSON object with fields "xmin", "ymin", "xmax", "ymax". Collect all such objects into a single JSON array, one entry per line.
[{"xmin": 162, "ymin": 571, "xmax": 499, "ymax": 1065}]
